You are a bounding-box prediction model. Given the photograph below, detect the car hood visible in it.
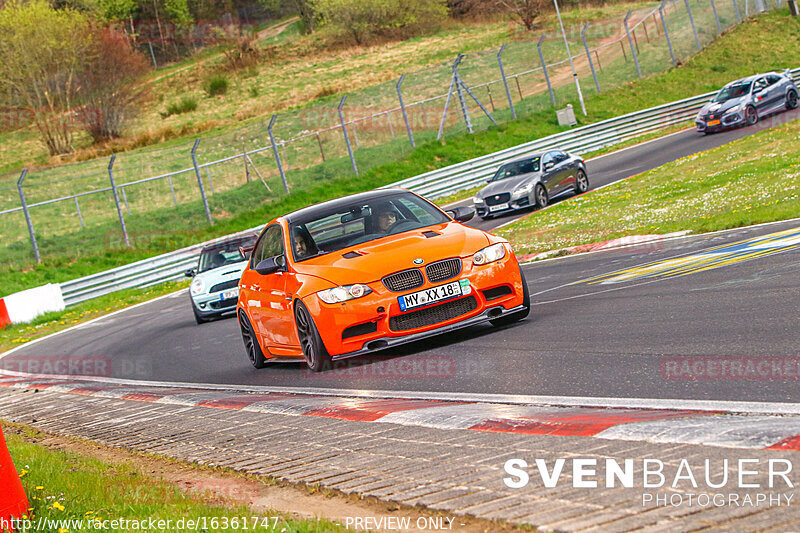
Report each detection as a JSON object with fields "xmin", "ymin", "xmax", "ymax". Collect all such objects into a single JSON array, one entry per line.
[
  {"xmin": 195, "ymin": 261, "xmax": 247, "ymax": 285},
  {"xmin": 699, "ymin": 96, "xmax": 746, "ymax": 116},
  {"xmin": 477, "ymin": 172, "xmax": 539, "ymax": 198},
  {"xmin": 294, "ymin": 222, "xmax": 492, "ymax": 286}
]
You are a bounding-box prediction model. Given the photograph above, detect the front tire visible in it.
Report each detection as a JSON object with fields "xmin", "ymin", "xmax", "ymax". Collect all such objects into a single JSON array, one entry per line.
[
  {"xmin": 745, "ymin": 105, "xmax": 758, "ymax": 126},
  {"xmin": 534, "ymin": 184, "xmax": 548, "ymax": 209},
  {"xmin": 490, "ymin": 267, "xmax": 530, "ymax": 327},
  {"xmin": 239, "ymin": 311, "xmax": 267, "ymax": 369},
  {"xmin": 295, "ymin": 301, "xmax": 332, "ymax": 372},
  {"xmin": 787, "ymin": 90, "xmax": 799, "ymax": 110},
  {"xmin": 575, "ymin": 170, "xmax": 589, "ymax": 194}
]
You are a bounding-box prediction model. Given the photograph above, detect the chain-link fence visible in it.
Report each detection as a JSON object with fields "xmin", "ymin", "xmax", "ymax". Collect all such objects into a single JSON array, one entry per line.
[{"xmin": 0, "ymin": 0, "xmax": 783, "ymax": 266}]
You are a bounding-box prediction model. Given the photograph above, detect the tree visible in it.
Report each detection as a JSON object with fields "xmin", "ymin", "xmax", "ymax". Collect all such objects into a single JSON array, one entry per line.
[
  {"xmin": 0, "ymin": 0, "xmax": 92, "ymax": 155},
  {"xmin": 80, "ymin": 29, "xmax": 150, "ymax": 141},
  {"xmin": 501, "ymin": 0, "xmax": 546, "ymax": 30},
  {"xmin": 260, "ymin": 0, "xmax": 314, "ymax": 33}
]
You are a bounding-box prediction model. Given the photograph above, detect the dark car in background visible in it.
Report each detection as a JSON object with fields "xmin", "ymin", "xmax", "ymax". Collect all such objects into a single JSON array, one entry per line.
[
  {"xmin": 696, "ymin": 70, "xmax": 798, "ymax": 134},
  {"xmin": 473, "ymin": 150, "xmax": 589, "ymax": 220}
]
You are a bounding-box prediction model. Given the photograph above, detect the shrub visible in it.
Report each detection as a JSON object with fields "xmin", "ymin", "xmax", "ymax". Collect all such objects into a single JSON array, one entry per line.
[
  {"xmin": 311, "ymin": 0, "xmax": 448, "ymax": 45},
  {"xmin": 80, "ymin": 29, "xmax": 150, "ymax": 142},
  {"xmin": 223, "ymin": 38, "xmax": 262, "ymax": 71},
  {"xmin": 204, "ymin": 74, "xmax": 229, "ymax": 96},
  {"xmin": 161, "ymin": 96, "xmax": 197, "ymax": 118}
]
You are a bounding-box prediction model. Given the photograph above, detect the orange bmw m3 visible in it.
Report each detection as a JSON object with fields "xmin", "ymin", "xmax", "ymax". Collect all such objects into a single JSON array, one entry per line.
[{"xmin": 237, "ymin": 189, "xmax": 530, "ymax": 371}]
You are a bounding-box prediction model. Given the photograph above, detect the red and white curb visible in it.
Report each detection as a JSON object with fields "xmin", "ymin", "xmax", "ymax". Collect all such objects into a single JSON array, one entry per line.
[
  {"xmin": 2, "ymin": 376, "xmax": 800, "ymax": 451},
  {"xmin": 517, "ymin": 231, "xmax": 692, "ymax": 263}
]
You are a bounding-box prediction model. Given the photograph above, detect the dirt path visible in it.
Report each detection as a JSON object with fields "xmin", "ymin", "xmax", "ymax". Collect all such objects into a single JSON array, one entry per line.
[{"xmin": 5, "ymin": 422, "xmax": 520, "ymax": 533}]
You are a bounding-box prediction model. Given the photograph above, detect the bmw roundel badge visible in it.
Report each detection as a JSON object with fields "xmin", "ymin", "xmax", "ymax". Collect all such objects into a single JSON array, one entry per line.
[{"xmin": 413, "ymin": 258, "xmax": 424, "ymax": 265}]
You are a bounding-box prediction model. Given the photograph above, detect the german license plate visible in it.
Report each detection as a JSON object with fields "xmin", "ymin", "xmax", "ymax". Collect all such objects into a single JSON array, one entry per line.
[
  {"xmin": 489, "ymin": 203, "xmax": 509, "ymax": 212},
  {"xmin": 398, "ymin": 280, "xmax": 472, "ymax": 311},
  {"xmin": 707, "ymin": 119, "xmax": 721, "ymax": 126},
  {"xmin": 221, "ymin": 288, "xmax": 239, "ymax": 300}
]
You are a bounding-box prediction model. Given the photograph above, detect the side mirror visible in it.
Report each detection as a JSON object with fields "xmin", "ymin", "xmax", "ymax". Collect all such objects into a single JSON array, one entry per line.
[
  {"xmin": 544, "ymin": 162, "xmax": 555, "ymax": 171},
  {"xmin": 255, "ymin": 255, "xmax": 286, "ymax": 276},
  {"xmin": 185, "ymin": 269, "xmax": 195, "ymax": 278},
  {"xmin": 445, "ymin": 206, "xmax": 475, "ymax": 223}
]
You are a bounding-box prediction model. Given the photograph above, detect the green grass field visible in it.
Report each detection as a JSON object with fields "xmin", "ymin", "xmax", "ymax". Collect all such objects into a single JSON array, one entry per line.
[
  {"xmin": 4, "ymin": 424, "xmax": 351, "ymax": 533},
  {"xmin": 0, "ymin": 9, "xmax": 798, "ymax": 297}
]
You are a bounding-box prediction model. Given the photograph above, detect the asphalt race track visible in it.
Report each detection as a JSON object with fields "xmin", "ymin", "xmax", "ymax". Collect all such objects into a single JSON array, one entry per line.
[{"xmin": 4, "ymin": 116, "xmax": 799, "ymax": 404}]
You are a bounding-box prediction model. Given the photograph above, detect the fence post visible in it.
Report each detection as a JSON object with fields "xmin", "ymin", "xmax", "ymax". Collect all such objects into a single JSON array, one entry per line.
[
  {"xmin": 660, "ymin": 0, "xmax": 677, "ymax": 66},
  {"xmin": 685, "ymin": 0, "xmax": 702, "ymax": 50},
  {"xmin": 74, "ymin": 197, "xmax": 84, "ymax": 228},
  {"xmin": 710, "ymin": 0, "xmax": 722, "ymax": 34},
  {"xmin": 437, "ymin": 56, "xmax": 460, "ymax": 140},
  {"xmin": 17, "ymin": 169, "xmax": 40, "ymax": 263},
  {"xmin": 167, "ymin": 176, "xmax": 178, "ymax": 205},
  {"xmin": 107, "ymin": 155, "xmax": 130, "ymax": 247},
  {"xmin": 497, "ymin": 44, "xmax": 517, "ymax": 119},
  {"xmin": 733, "ymin": 0, "xmax": 741, "ymax": 22},
  {"xmin": 538, "ymin": 34, "xmax": 556, "ymax": 106},
  {"xmin": 190, "ymin": 139, "xmax": 213, "ymax": 224},
  {"xmin": 624, "ymin": 11, "xmax": 642, "ymax": 78},
  {"xmin": 267, "ymin": 115, "xmax": 291, "ymax": 193},
  {"xmin": 147, "ymin": 42, "xmax": 158, "ymax": 69},
  {"xmin": 582, "ymin": 23, "xmax": 600, "ymax": 93},
  {"xmin": 242, "ymin": 144, "xmax": 251, "ymax": 183},
  {"xmin": 453, "ymin": 57, "xmax": 473, "ymax": 134},
  {"xmin": 396, "ymin": 74, "xmax": 415, "ymax": 148},
  {"xmin": 338, "ymin": 96, "xmax": 359, "ymax": 176}
]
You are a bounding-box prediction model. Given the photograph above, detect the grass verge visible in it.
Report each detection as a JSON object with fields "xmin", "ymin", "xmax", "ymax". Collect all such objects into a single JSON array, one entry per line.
[
  {"xmin": 3, "ymin": 423, "xmax": 350, "ymax": 533},
  {"xmin": 499, "ymin": 117, "xmax": 800, "ymax": 254},
  {"xmin": 0, "ymin": 280, "xmax": 188, "ymax": 355}
]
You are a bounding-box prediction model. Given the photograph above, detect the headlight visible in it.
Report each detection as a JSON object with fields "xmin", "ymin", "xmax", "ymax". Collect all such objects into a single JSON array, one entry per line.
[
  {"xmin": 511, "ymin": 182, "xmax": 534, "ymax": 199},
  {"xmin": 472, "ymin": 196, "xmax": 483, "ymax": 204},
  {"xmin": 724, "ymin": 105, "xmax": 741, "ymax": 115},
  {"xmin": 190, "ymin": 277, "xmax": 205, "ymax": 295},
  {"xmin": 317, "ymin": 284, "xmax": 372, "ymax": 304},
  {"xmin": 473, "ymin": 243, "xmax": 506, "ymax": 266}
]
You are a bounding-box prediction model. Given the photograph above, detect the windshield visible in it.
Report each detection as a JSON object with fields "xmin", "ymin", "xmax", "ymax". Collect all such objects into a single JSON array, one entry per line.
[
  {"xmin": 489, "ymin": 158, "xmax": 540, "ymax": 182},
  {"xmin": 712, "ymin": 83, "xmax": 750, "ymax": 103},
  {"xmin": 198, "ymin": 237, "xmax": 256, "ymax": 273},
  {"xmin": 289, "ymin": 192, "xmax": 450, "ymax": 262}
]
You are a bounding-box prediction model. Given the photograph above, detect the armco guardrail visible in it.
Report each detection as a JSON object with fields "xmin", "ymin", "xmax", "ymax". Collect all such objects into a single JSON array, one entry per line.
[{"xmin": 58, "ymin": 71, "xmax": 800, "ymax": 306}]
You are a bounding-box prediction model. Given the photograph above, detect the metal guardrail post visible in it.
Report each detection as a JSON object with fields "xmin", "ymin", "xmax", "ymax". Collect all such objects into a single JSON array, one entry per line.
[
  {"xmin": 190, "ymin": 140, "xmax": 213, "ymax": 224},
  {"xmin": 17, "ymin": 169, "xmax": 40, "ymax": 263},
  {"xmin": 710, "ymin": 0, "xmax": 722, "ymax": 34},
  {"xmin": 733, "ymin": 0, "xmax": 741, "ymax": 22},
  {"xmin": 660, "ymin": 0, "xmax": 677, "ymax": 66},
  {"xmin": 582, "ymin": 23, "xmax": 600, "ymax": 93},
  {"xmin": 107, "ymin": 155, "xmax": 130, "ymax": 247},
  {"xmin": 538, "ymin": 34, "xmax": 555, "ymax": 106},
  {"xmin": 267, "ymin": 115, "xmax": 290, "ymax": 193},
  {"xmin": 685, "ymin": 0, "xmax": 702, "ymax": 51},
  {"xmin": 338, "ymin": 96, "xmax": 359, "ymax": 177},
  {"xmin": 624, "ymin": 11, "xmax": 642, "ymax": 78},
  {"xmin": 497, "ymin": 45, "xmax": 517, "ymax": 119},
  {"xmin": 396, "ymin": 74, "xmax": 415, "ymax": 148}
]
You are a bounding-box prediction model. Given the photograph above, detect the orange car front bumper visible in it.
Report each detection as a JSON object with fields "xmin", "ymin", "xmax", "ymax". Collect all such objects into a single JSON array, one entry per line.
[{"xmin": 302, "ymin": 250, "xmax": 527, "ymax": 358}]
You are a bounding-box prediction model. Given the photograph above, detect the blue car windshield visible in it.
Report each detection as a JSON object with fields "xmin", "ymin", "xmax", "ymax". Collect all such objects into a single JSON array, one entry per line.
[
  {"xmin": 489, "ymin": 158, "xmax": 540, "ymax": 182},
  {"xmin": 713, "ymin": 83, "xmax": 750, "ymax": 103},
  {"xmin": 198, "ymin": 238, "xmax": 255, "ymax": 272}
]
